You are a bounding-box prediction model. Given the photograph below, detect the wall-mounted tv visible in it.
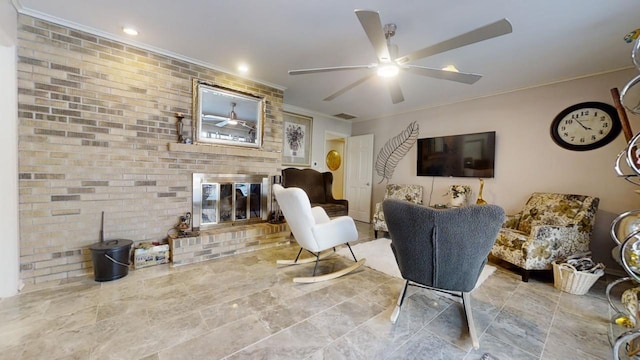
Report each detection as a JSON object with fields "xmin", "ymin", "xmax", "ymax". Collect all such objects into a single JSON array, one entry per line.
[{"xmin": 417, "ymin": 131, "xmax": 495, "ymax": 178}]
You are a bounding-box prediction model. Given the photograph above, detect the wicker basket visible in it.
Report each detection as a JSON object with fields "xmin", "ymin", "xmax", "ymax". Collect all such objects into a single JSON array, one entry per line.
[{"xmin": 552, "ymin": 261, "xmax": 604, "ymax": 295}]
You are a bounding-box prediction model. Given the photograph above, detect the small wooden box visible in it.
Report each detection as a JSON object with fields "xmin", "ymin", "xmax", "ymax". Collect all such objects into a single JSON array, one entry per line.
[{"xmin": 134, "ymin": 244, "xmax": 170, "ymax": 269}]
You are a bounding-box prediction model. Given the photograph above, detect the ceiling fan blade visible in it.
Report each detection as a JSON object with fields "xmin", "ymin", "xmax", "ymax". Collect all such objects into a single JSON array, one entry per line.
[
  {"xmin": 387, "ymin": 78, "xmax": 404, "ymax": 104},
  {"xmin": 403, "ymin": 65, "xmax": 482, "ymax": 84},
  {"xmin": 289, "ymin": 65, "xmax": 373, "ymax": 75},
  {"xmin": 202, "ymin": 115, "xmax": 228, "ymax": 127},
  {"xmin": 324, "ymin": 73, "xmax": 376, "ymax": 101},
  {"xmin": 203, "ymin": 114, "xmax": 231, "ymax": 127},
  {"xmin": 396, "ymin": 18, "xmax": 512, "ymax": 64},
  {"xmin": 355, "ymin": 9, "xmax": 391, "ymax": 62}
]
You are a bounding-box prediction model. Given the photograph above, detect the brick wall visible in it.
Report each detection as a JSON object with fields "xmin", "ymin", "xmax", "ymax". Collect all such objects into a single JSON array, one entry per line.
[
  {"xmin": 170, "ymin": 223, "xmax": 290, "ymax": 267},
  {"xmin": 16, "ymin": 15, "xmax": 285, "ymax": 284}
]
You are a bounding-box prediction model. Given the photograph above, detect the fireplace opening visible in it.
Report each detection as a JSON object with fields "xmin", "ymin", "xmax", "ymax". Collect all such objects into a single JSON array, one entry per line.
[{"xmin": 193, "ymin": 173, "xmax": 269, "ymax": 230}]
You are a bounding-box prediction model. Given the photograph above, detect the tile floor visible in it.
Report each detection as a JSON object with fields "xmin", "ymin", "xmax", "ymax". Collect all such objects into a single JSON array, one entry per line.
[{"xmin": 0, "ymin": 222, "xmax": 621, "ymax": 359}]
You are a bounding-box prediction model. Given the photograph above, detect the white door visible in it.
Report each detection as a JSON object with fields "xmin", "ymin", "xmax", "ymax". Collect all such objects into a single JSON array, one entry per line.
[{"xmin": 345, "ymin": 134, "xmax": 374, "ymax": 222}]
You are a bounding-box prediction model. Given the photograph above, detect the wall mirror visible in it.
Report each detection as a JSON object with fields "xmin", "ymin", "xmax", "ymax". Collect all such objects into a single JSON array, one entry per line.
[{"xmin": 193, "ymin": 80, "xmax": 264, "ymax": 148}]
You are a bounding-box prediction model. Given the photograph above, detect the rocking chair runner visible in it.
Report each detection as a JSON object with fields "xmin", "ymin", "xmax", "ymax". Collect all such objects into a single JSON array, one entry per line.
[{"xmin": 272, "ymin": 184, "xmax": 365, "ymax": 283}]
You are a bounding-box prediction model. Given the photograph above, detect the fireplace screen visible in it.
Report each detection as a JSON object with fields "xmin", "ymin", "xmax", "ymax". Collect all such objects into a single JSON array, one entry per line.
[{"xmin": 193, "ymin": 173, "xmax": 269, "ymax": 230}]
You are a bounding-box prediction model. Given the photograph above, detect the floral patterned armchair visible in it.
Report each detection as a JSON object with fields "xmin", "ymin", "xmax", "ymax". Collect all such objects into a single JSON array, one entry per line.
[
  {"xmin": 490, "ymin": 192, "xmax": 599, "ymax": 281},
  {"xmin": 373, "ymin": 184, "xmax": 423, "ymax": 238}
]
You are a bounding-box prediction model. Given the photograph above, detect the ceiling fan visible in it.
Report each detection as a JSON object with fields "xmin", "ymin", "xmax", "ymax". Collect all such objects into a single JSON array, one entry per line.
[
  {"xmin": 288, "ymin": 10, "xmax": 512, "ymax": 104},
  {"xmin": 202, "ymin": 102, "xmax": 238, "ymax": 127},
  {"xmin": 202, "ymin": 102, "xmax": 256, "ymax": 131}
]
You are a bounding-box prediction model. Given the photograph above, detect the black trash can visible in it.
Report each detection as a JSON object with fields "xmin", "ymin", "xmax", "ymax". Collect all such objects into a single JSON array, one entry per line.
[{"xmin": 89, "ymin": 239, "xmax": 133, "ymax": 282}]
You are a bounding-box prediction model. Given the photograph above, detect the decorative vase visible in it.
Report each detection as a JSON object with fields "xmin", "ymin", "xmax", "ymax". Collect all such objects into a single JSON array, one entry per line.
[
  {"xmin": 447, "ymin": 184, "xmax": 471, "ymax": 207},
  {"xmin": 476, "ymin": 179, "xmax": 487, "ymax": 205},
  {"xmin": 289, "ymin": 142, "xmax": 299, "ymax": 156},
  {"xmin": 450, "ymin": 194, "xmax": 466, "ymax": 207}
]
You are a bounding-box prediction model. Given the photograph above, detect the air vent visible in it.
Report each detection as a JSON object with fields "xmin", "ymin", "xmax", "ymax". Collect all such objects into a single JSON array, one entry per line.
[{"xmin": 333, "ymin": 113, "xmax": 357, "ymax": 120}]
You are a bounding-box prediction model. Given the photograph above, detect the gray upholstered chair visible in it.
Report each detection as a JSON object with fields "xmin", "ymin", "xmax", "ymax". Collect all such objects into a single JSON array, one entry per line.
[
  {"xmin": 382, "ymin": 199, "xmax": 504, "ymax": 349},
  {"xmin": 273, "ymin": 184, "xmax": 365, "ymax": 283}
]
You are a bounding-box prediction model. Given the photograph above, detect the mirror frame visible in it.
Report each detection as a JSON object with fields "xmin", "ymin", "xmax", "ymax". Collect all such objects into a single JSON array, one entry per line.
[{"xmin": 192, "ymin": 80, "xmax": 264, "ymax": 148}]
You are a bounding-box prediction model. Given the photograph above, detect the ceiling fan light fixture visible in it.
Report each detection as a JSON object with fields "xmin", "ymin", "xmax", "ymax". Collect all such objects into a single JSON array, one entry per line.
[
  {"xmin": 228, "ymin": 102, "xmax": 238, "ymax": 125},
  {"xmin": 442, "ymin": 65, "xmax": 459, "ymax": 72},
  {"xmin": 377, "ymin": 64, "xmax": 399, "ymax": 78}
]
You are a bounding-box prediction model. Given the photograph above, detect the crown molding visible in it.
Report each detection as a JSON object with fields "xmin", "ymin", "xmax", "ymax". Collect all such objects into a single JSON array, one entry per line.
[
  {"xmin": 12, "ymin": 1, "xmax": 286, "ymax": 91},
  {"xmin": 10, "ymin": 0, "xmax": 20, "ymax": 12},
  {"xmin": 283, "ymin": 104, "xmax": 352, "ymax": 123}
]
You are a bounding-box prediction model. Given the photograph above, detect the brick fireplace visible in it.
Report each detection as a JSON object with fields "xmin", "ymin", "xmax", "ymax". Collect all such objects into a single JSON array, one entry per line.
[
  {"xmin": 17, "ymin": 15, "xmax": 289, "ymax": 284},
  {"xmin": 167, "ymin": 173, "xmax": 290, "ymax": 267},
  {"xmin": 170, "ymin": 222, "xmax": 289, "ymax": 267}
]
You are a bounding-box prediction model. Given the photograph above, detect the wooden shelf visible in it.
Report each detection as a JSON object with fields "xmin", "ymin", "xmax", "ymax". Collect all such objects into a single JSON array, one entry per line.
[{"xmin": 168, "ymin": 142, "xmax": 281, "ymax": 159}]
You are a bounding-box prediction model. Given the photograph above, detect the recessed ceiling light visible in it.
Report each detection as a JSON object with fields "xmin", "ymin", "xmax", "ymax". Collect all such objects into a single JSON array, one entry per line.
[
  {"xmin": 122, "ymin": 27, "xmax": 139, "ymax": 36},
  {"xmin": 238, "ymin": 64, "xmax": 249, "ymax": 73},
  {"xmin": 442, "ymin": 65, "xmax": 459, "ymax": 72}
]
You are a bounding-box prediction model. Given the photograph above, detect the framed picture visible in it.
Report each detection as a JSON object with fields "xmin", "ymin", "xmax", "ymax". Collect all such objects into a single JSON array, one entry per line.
[{"xmin": 282, "ymin": 112, "xmax": 312, "ymax": 166}]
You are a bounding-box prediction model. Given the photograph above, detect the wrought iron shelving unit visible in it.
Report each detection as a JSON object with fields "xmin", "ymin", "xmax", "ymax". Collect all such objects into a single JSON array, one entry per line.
[{"xmin": 608, "ymin": 33, "xmax": 640, "ymax": 359}]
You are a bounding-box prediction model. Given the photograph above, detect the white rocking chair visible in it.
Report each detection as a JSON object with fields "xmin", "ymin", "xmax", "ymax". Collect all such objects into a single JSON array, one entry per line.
[{"xmin": 273, "ymin": 184, "xmax": 365, "ymax": 283}]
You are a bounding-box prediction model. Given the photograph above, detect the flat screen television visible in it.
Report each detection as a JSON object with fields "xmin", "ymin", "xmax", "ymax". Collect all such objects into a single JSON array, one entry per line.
[{"xmin": 417, "ymin": 131, "xmax": 495, "ymax": 178}]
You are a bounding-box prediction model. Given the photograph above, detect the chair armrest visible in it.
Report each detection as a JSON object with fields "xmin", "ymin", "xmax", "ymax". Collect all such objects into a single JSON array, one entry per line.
[
  {"xmin": 311, "ymin": 216, "xmax": 358, "ymax": 250},
  {"xmin": 321, "ymin": 172, "xmax": 349, "ymax": 211},
  {"xmin": 522, "ymin": 224, "xmax": 589, "ymax": 261},
  {"xmin": 373, "ymin": 202, "xmax": 387, "ymax": 232},
  {"xmin": 499, "ymin": 227, "xmax": 528, "ymax": 237},
  {"xmin": 373, "ymin": 202, "xmax": 384, "ymax": 222},
  {"xmin": 502, "ymin": 213, "xmax": 522, "ymax": 230},
  {"xmin": 327, "ymin": 198, "xmax": 349, "ymax": 207},
  {"xmin": 311, "ymin": 206, "xmax": 331, "ymax": 224},
  {"xmin": 571, "ymin": 209, "xmax": 597, "ymax": 234}
]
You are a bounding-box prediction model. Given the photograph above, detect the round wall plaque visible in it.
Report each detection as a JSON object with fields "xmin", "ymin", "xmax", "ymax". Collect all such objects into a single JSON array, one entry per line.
[{"xmin": 326, "ymin": 150, "xmax": 341, "ymax": 171}]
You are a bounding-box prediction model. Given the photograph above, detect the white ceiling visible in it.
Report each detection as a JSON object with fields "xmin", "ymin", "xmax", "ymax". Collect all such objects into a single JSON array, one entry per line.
[{"xmin": 15, "ymin": 0, "xmax": 640, "ymax": 122}]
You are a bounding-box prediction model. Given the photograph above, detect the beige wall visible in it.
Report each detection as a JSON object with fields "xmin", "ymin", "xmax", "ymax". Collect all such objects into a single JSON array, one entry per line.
[
  {"xmin": 353, "ymin": 68, "xmax": 640, "ymax": 271},
  {"xmin": 16, "ymin": 15, "xmax": 285, "ymax": 284}
]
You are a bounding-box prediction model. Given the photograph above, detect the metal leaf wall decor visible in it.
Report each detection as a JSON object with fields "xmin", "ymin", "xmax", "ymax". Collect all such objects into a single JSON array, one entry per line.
[{"xmin": 375, "ymin": 121, "xmax": 419, "ymax": 183}]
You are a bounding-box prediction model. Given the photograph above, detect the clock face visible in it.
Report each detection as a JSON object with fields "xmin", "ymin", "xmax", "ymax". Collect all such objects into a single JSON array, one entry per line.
[{"xmin": 550, "ymin": 102, "xmax": 621, "ymax": 151}]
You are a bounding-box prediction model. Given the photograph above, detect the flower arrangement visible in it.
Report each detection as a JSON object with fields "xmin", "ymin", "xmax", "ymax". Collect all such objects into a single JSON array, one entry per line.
[
  {"xmin": 285, "ymin": 124, "xmax": 304, "ymax": 152},
  {"xmin": 447, "ymin": 185, "xmax": 472, "ymax": 199}
]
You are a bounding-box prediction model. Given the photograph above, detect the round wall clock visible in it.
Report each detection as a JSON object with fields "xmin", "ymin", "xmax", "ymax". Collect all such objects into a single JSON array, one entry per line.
[{"xmin": 550, "ymin": 101, "xmax": 621, "ymax": 151}]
